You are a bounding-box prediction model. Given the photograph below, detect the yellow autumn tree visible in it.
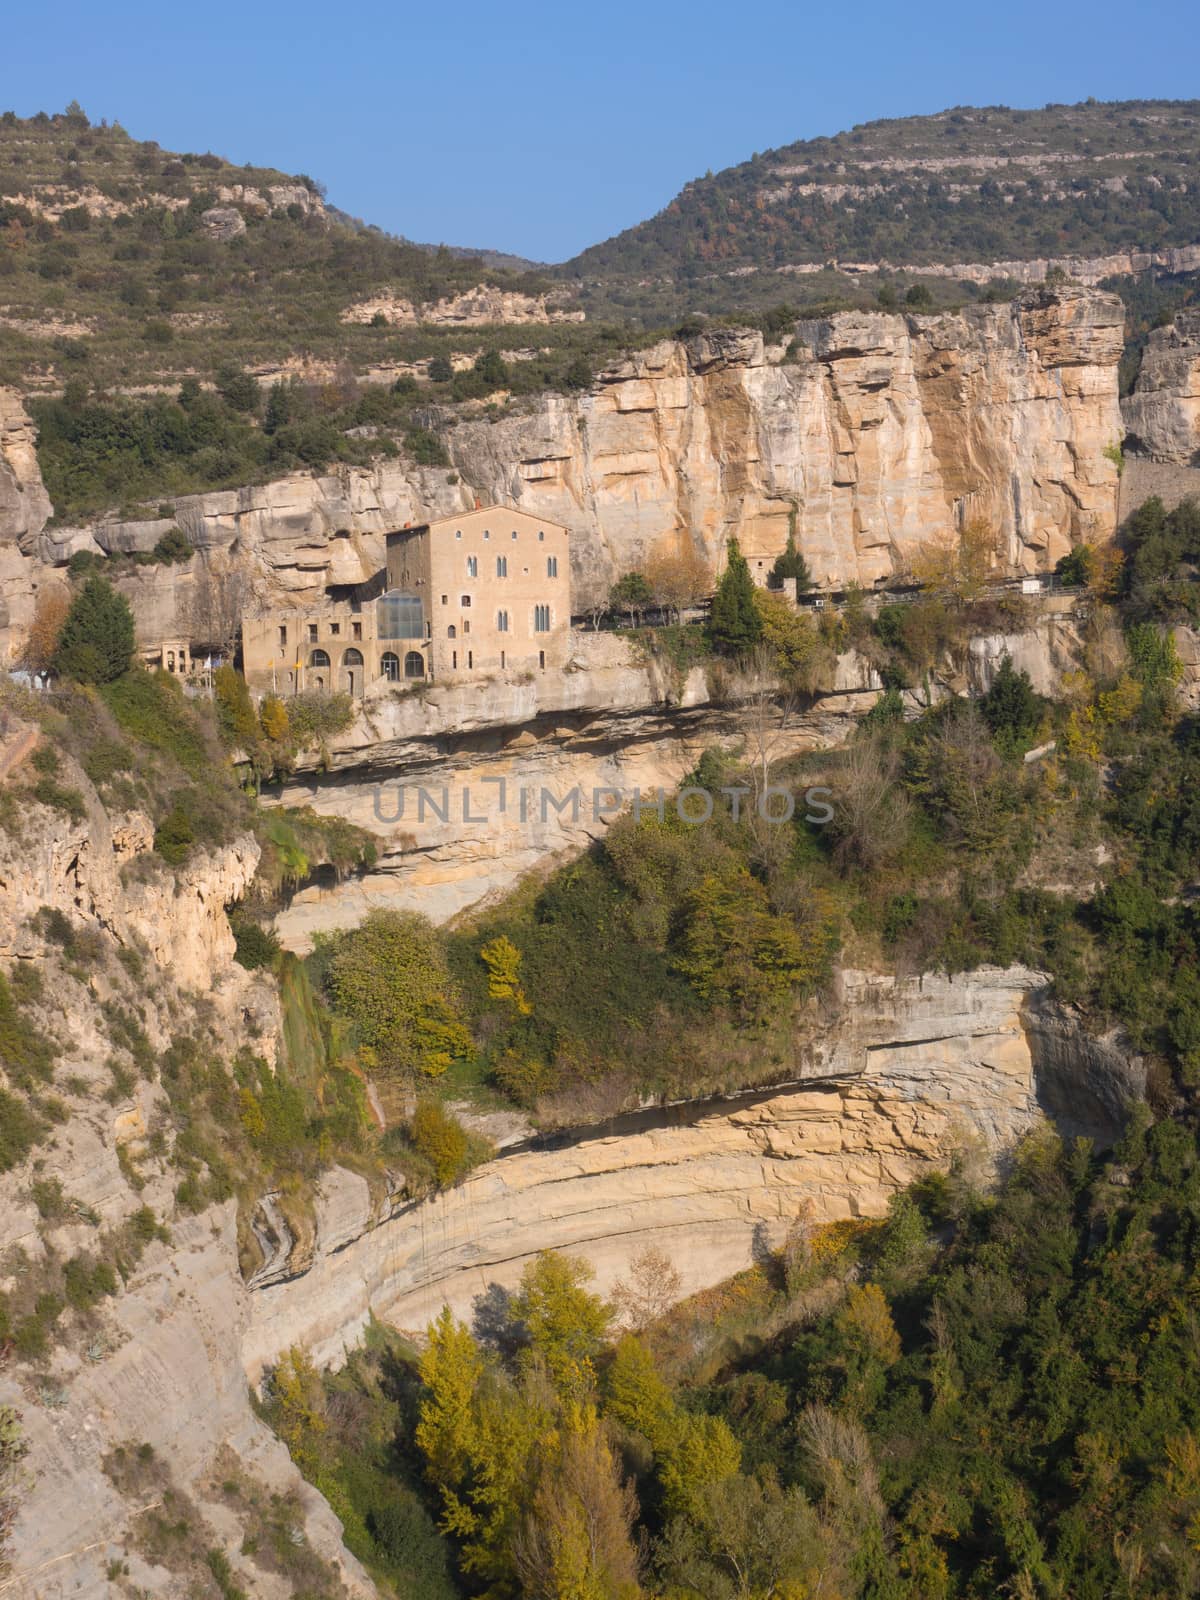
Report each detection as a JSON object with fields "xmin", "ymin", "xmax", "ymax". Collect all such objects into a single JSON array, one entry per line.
[{"xmin": 480, "ymin": 935, "xmax": 532, "ymax": 1015}]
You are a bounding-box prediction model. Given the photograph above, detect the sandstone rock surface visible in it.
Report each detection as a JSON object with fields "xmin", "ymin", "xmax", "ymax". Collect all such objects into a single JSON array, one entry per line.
[
  {"xmin": 448, "ymin": 286, "xmax": 1123, "ymax": 605},
  {"xmin": 242, "ymin": 965, "xmax": 1128, "ymax": 1376},
  {"xmin": 1123, "ymin": 309, "xmax": 1200, "ymax": 464}
]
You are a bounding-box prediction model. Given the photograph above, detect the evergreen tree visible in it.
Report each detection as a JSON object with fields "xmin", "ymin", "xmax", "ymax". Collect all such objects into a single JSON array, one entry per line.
[
  {"xmin": 770, "ymin": 529, "xmax": 814, "ymax": 593},
  {"xmin": 980, "ymin": 654, "xmax": 1041, "ymax": 747},
  {"xmin": 54, "ymin": 576, "xmax": 135, "ymax": 683},
  {"xmin": 707, "ymin": 537, "xmax": 762, "ymax": 656}
]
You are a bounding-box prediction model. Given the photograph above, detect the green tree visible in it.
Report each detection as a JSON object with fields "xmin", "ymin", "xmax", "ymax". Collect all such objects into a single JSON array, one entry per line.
[
  {"xmin": 428, "ymin": 356, "xmax": 454, "ymax": 383},
  {"xmin": 326, "ymin": 909, "xmax": 471, "ymax": 1079},
  {"xmin": 609, "ymin": 572, "xmax": 653, "ymax": 628},
  {"xmin": 770, "ymin": 528, "xmax": 813, "ymax": 593},
  {"xmin": 707, "ymin": 538, "xmax": 762, "ymax": 657},
  {"xmin": 54, "ymin": 576, "xmax": 135, "ymax": 683},
  {"xmin": 980, "ymin": 654, "xmax": 1041, "ymax": 750},
  {"xmin": 475, "ymin": 350, "xmax": 509, "ymax": 388},
  {"xmin": 213, "ymin": 665, "xmax": 260, "ymax": 751},
  {"xmin": 215, "ymin": 361, "xmax": 260, "ymax": 414}
]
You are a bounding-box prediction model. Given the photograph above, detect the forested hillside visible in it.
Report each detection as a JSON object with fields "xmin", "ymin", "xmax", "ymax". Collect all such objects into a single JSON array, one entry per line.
[{"xmin": 564, "ymin": 98, "xmax": 1200, "ymax": 282}]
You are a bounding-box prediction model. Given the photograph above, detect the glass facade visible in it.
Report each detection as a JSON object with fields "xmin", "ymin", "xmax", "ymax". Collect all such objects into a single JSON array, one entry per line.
[{"xmin": 377, "ymin": 590, "xmax": 425, "ymax": 640}]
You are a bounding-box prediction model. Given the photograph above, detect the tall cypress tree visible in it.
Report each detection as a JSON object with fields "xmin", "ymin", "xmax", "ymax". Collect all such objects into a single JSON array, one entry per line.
[
  {"xmin": 770, "ymin": 530, "xmax": 813, "ymax": 593},
  {"xmin": 708, "ymin": 537, "xmax": 763, "ymax": 656},
  {"xmin": 54, "ymin": 576, "xmax": 136, "ymax": 683}
]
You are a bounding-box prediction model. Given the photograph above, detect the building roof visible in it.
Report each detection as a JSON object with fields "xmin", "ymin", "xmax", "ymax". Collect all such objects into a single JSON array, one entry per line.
[{"xmin": 387, "ymin": 504, "xmax": 570, "ymax": 539}]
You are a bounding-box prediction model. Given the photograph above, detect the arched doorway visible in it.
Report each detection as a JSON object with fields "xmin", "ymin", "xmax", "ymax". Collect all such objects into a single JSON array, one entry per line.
[
  {"xmin": 309, "ymin": 648, "xmax": 330, "ymax": 692},
  {"xmin": 404, "ymin": 650, "xmax": 425, "ymax": 680},
  {"xmin": 342, "ymin": 646, "xmax": 364, "ymax": 696},
  {"xmin": 381, "ymin": 651, "xmax": 400, "ymax": 682}
]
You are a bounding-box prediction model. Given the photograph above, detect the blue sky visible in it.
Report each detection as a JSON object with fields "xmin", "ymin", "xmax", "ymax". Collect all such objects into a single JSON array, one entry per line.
[{"xmin": 5, "ymin": 0, "xmax": 1197, "ymax": 262}]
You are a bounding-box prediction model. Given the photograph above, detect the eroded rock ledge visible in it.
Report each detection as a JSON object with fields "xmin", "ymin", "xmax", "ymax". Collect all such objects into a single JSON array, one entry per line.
[{"xmin": 241, "ymin": 965, "xmax": 1142, "ymax": 1380}]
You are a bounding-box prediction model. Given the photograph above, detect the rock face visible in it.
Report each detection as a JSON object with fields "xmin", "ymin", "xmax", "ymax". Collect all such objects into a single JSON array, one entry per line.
[
  {"xmin": 341, "ymin": 285, "xmax": 585, "ymax": 326},
  {"xmin": 1, "ymin": 286, "xmax": 1125, "ymax": 664},
  {"xmin": 266, "ymin": 631, "xmax": 880, "ymax": 942},
  {"xmin": 448, "ymin": 286, "xmax": 1124, "ymax": 605},
  {"xmin": 0, "ymin": 387, "xmax": 53, "ymax": 551},
  {"xmin": 267, "ymin": 610, "xmax": 1091, "ymax": 945},
  {"xmin": 242, "ymin": 964, "xmax": 1137, "ymax": 1376},
  {"xmin": 1123, "ymin": 310, "xmax": 1200, "ymax": 464}
]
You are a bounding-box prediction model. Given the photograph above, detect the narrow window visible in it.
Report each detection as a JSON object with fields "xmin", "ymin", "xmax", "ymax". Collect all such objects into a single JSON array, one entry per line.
[
  {"xmin": 511, "ymin": 529, "xmax": 518, "ymax": 540},
  {"xmin": 279, "ymin": 625, "xmax": 287, "ymax": 650},
  {"xmin": 501, "ymin": 649, "xmax": 506, "ymax": 669},
  {"xmin": 496, "ymin": 555, "xmax": 507, "ymax": 578},
  {"xmin": 538, "ymin": 530, "xmax": 545, "ymax": 541},
  {"xmin": 330, "ymin": 621, "xmax": 340, "ymax": 636},
  {"xmin": 308, "ymin": 623, "xmax": 318, "ymax": 643},
  {"xmin": 464, "ymin": 620, "xmax": 471, "ymax": 634},
  {"xmin": 547, "ymin": 556, "xmax": 558, "ymax": 578},
  {"xmin": 539, "ymin": 650, "xmax": 545, "ymax": 669},
  {"xmin": 452, "ymin": 650, "xmax": 458, "ymax": 669},
  {"xmin": 497, "ymin": 609, "xmax": 509, "ymax": 633},
  {"xmin": 441, "ymin": 594, "xmax": 448, "ymax": 605},
  {"xmin": 467, "ymin": 650, "xmax": 473, "ymax": 669},
  {"xmin": 455, "ymin": 529, "xmax": 462, "ymax": 539},
  {"xmin": 352, "ymin": 621, "xmax": 362, "ymax": 640},
  {"xmin": 467, "ymin": 555, "xmax": 478, "ymax": 577},
  {"xmin": 533, "ymin": 604, "xmax": 551, "ymax": 633},
  {"xmin": 483, "ymin": 528, "xmax": 490, "ymax": 540}
]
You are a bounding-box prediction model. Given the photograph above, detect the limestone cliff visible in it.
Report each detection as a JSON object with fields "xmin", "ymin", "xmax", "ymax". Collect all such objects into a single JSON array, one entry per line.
[
  {"xmin": 1123, "ymin": 309, "xmax": 1200, "ymax": 464},
  {"xmin": 0, "ymin": 743, "xmax": 374, "ymax": 1598},
  {"xmin": 0, "ymin": 285, "xmax": 1125, "ymax": 661},
  {"xmin": 448, "ymin": 285, "xmax": 1124, "ymax": 604}
]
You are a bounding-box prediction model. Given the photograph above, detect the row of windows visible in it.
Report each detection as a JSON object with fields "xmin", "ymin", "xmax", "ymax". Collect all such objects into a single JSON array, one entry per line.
[
  {"xmin": 443, "ymin": 594, "xmax": 556, "ymax": 621},
  {"xmin": 454, "ymin": 527, "xmax": 550, "ymax": 542},
  {"xmin": 278, "ymin": 619, "xmax": 364, "ymax": 650},
  {"xmin": 464, "ymin": 555, "xmax": 558, "ymax": 578},
  {"xmin": 447, "ymin": 607, "xmax": 547, "ymax": 636},
  {"xmin": 309, "ymin": 648, "xmax": 426, "ymax": 681}
]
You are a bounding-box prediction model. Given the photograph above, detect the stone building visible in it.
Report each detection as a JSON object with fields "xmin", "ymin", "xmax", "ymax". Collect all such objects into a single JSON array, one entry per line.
[{"xmin": 240, "ymin": 505, "xmax": 571, "ymax": 695}]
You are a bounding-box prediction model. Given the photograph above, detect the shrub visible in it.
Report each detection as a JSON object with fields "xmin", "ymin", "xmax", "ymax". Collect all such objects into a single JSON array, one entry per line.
[
  {"xmin": 407, "ymin": 1099, "xmax": 469, "ymax": 1188},
  {"xmin": 404, "ymin": 426, "xmax": 449, "ymax": 467},
  {"xmin": 230, "ymin": 913, "xmax": 281, "ymax": 971},
  {"xmin": 325, "ymin": 910, "xmax": 471, "ymax": 1079},
  {"xmin": 0, "ymin": 1088, "xmax": 44, "ymax": 1171}
]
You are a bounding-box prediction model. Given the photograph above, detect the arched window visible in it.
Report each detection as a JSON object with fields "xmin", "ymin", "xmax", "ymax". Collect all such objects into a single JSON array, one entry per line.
[
  {"xmin": 497, "ymin": 609, "xmax": 509, "ymax": 632},
  {"xmin": 533, "ymin": 605, "xmax": 550, "ymax": 633},
  {"xmin": 342, "ymin": 647, "xmax": 364, "ymax": 667},
  {"xmin": 447, "ymin": 624, "xmax": 457, "ymax": 639},
  {"xmin": 404, "ymin": 650, "xmax": 425, "ymax": 680},
  {"xmin": 310, "ymin": 648, "xmax": 331, "ymax": 668},
  {"xmin": 547, "ymin": 556, "xmax": 558, "ymax": 577},
  {"xmin": 467, "ymin": 555, "xmax": 478, "ymax": 577},
  {"xmin": 381, "ymin": 652, "xmax": 400, "ymax": 681},
  {"xmin": 496, "ymin": 555, "xmax": 508, "ymax": 578}
]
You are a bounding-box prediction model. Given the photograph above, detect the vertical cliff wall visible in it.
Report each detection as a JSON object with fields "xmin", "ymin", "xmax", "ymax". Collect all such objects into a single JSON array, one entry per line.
[{"xmin": 449, "ymin": 285, "xmax": 1124, "ymax": 603}]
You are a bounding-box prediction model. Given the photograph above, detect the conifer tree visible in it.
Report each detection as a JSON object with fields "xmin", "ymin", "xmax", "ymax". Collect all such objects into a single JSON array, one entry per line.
[
  {"xmin": 54, "ymin": 576, "xmax": 135, "ymax": 683},
  {"xmin": 770, "ymin": 528, "xmax": 814, "ymax": 593},
  {"xmin": 707, "ymin": 537, "xmax": 763, "ymax": 656}
]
